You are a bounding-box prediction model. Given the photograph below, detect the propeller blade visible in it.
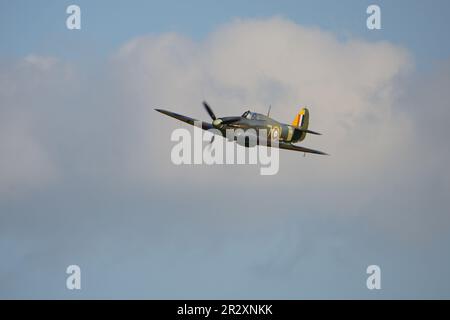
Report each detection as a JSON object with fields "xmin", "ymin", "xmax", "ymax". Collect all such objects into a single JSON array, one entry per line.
[
  {"xmin": 203, "ymin": 101, "xmax": 216, "ymax": 120},
  {"xmin": 206, "ymin": 135, "xmax": 215, "ymax": 150}
]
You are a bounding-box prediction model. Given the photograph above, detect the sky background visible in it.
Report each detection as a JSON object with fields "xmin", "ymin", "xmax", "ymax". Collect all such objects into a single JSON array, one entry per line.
[{"xmin": 1, "ymin": 0, "xmax": 450, "ymax": 299}]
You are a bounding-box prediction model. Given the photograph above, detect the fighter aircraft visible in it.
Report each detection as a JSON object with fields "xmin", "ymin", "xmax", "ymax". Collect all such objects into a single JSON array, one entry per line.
[{"xmin": 155, "ymin": 102, "xmax": 328, "ymax": 155}]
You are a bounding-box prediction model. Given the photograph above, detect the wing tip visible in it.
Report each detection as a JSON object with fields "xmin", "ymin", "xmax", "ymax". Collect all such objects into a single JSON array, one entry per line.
[
  {"xmin": 154, "ymin": 108, "xmax": 172, "ymax": 117},
  {"xmin": 309, "ymin": 150, "xmax": 329, "ymax": 156}
]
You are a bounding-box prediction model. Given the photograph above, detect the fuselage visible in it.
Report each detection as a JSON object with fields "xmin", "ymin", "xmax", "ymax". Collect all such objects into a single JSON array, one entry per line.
[
  {"xmin": 218, "ymin": 111, "xmax": 302, "ymax": 143},
  {"xmin": 154, "ymin": 106, "xmax": 327, "ymax": 155}
]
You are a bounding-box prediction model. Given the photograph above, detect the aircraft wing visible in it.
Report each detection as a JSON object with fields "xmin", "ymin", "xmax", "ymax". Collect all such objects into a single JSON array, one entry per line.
[
  {"xmin": 155, "ymin": 109, "xmax": 214, "ymax": 131},
  {"xmin": 277, "ymin": 142, "xmax": 328, "ymax": 155}
]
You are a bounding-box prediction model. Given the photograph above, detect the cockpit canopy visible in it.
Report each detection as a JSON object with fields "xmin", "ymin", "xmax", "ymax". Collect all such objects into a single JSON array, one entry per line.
[
  {"xmin": 241, "ymin": 110, "xmax": 252, "ymax": 119},
  {"xmin": 241, "ymin": 110, "xmax": 267, "ymax": 120}
]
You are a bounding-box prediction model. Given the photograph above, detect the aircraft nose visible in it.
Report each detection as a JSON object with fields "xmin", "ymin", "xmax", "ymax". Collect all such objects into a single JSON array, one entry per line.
[{"xmin": 212, "ymin": 119, "xmax": 223, "ymax": 128}]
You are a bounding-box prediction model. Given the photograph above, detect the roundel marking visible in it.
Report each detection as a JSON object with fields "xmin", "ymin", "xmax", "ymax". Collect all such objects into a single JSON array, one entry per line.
[{"xmin": 271, "ymin": 126, "xmax": 280, "ymax": 140}]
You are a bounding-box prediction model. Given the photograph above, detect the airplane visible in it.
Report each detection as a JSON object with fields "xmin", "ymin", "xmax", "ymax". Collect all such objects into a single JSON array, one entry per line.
[{"xmin": 155, "ymin": 102, "xmax": 328, "ymax": 155}]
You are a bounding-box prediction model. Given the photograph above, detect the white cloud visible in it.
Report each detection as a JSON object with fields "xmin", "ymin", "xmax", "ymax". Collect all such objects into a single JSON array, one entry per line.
[
  {"xmin": 0, "ymin": 55, "xmax": 69, "ymax": 196},
  {"xmin": 0, "ymin": 17, "xmax": 414, "ymax": 197},
  {"xmin": 0, "ymin": 113, "xmax": 57, "ymax": 195},
  {"xmin": 105, "ymin": 17, "xmax": 450, "ymax": 237},
  {"xmin": 110, "ymin": 17, "xmax": 413, "ymax": 187},
  {"xmin": 23, "ymin": 55, "xmax": 58, "ymax": 71},
  {"xmin": 2, "ymin": 17, "xmax": 449, "ymax": 236}
]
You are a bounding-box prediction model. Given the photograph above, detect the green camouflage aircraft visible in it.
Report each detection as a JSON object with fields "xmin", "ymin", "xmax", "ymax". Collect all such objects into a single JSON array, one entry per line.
[{"xmin": 155, "ymin": 101, "xmax": 327, "ymax": 155}]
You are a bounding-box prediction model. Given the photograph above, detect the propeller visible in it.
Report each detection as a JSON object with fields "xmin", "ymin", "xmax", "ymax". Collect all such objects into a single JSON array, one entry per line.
[
  {"xmin": 203, "ymin": 101, "xmax": 240, "ymax": 130},
  {"xmin": 203, "ymin": 101, "xmax": 241, "ymax": 146}
]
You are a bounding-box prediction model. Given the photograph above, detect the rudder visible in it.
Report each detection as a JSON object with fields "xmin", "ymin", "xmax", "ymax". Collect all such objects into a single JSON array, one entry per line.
[
  {"xmin": 292, "ymin": 108, "xmax": 309, "ymax": 141},
  {"xmin": 292, "ymin": 108, "xmax": 309, "ymax": 128}
]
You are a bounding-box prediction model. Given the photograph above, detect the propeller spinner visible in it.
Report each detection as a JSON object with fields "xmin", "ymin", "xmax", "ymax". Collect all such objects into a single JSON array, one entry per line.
[{"xmin": 203, "ymin": 101, "xmax": 240, "ymax": 129}]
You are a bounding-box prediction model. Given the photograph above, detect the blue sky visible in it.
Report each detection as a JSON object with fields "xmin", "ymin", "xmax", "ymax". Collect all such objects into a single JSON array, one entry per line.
[
  {"xmin": 1, "ymin": 0, "xmax": 450, "ymax": 299},
  {"xmin": 2, "ymin": 0, "xmax": 450, "ymax": 65}
]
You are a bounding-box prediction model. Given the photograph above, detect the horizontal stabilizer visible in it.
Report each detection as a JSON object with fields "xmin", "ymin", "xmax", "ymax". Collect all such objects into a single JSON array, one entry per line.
[{"xmin": 294, "ymin": 128, "xmax": 321, "ymax": 135}]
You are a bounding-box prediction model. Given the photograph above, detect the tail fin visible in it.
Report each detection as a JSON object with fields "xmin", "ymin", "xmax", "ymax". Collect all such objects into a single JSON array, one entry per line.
[
  {"xmin": 292, "ymin": 108, "xmax": 309, "ymax": 128},
  {"xmin": 291, "ymin": 107, "xmax": 310, "ymax": 142}
]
